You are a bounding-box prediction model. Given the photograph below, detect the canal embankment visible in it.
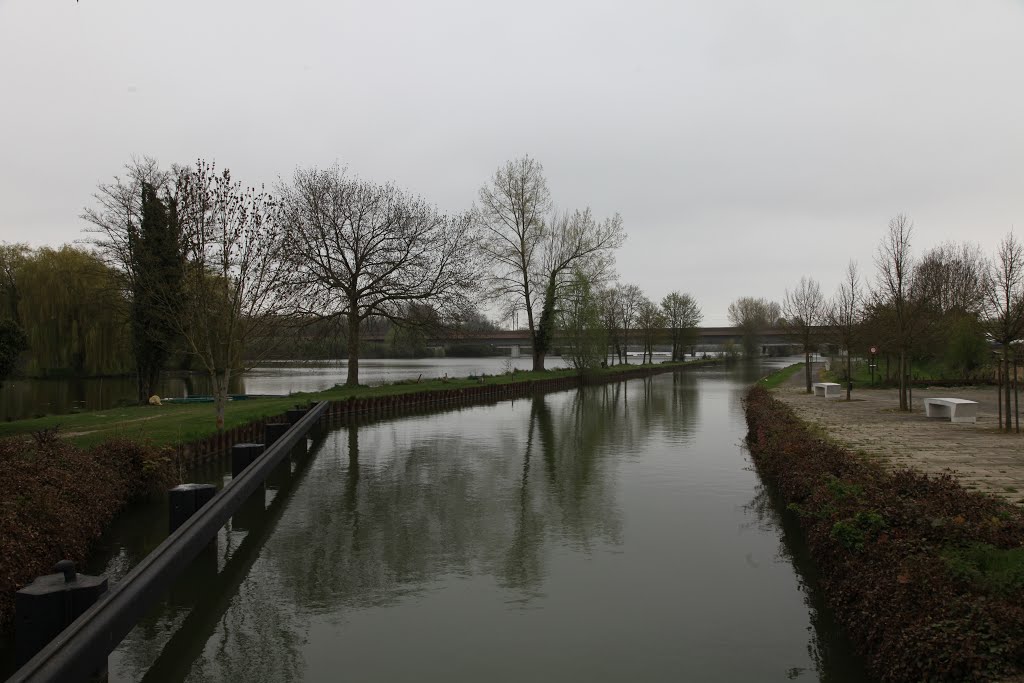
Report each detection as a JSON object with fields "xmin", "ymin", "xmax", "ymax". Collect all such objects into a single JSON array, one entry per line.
[
  {"xmin": 745, "ymin": 383, "xmax": 1024, "ymax": 682},
  {"xmin": 0, "ymin": 359, "xmax": 718, "ymax": 636}
]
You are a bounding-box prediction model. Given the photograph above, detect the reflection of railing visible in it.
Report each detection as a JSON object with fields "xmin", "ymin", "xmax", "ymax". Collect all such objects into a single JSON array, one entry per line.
[{"xmin": 8, "ymin": 401, "xmax": 329, "ymax": 683}]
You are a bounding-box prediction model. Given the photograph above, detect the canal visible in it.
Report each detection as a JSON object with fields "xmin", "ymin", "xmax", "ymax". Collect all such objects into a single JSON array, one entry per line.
[{"xmin": 5, "ymin": 359, "xmax": 871, "ymax": 681}]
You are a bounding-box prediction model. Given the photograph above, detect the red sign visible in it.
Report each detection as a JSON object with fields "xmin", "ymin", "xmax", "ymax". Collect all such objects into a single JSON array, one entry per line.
[{"xmin": 870, "ymin": 346, "xmax": 877, "ymax": 355}]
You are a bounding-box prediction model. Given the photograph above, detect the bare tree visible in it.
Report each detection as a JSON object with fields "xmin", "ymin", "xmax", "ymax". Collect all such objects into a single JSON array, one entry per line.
[
  {"xmin": 617, "ymin": 283, "xmax": 643, "ymax": 364},
  {"xmin": 280, "ymin": 165, "xmax": 480, "ymax": 387},
  {"xmin": 596, "ymin": 285, "xmax": 622, "ymax": 365},
  {"xmin": 873, "ymin": 213, "xmax": 922, "ymax": 411},
  {"xmin": 636, "ymin": 296, "xmax": 665, "ymax": 364},
  {"xmin": 169, "ymin": 160, "xmax": 296, "ymax": 429},
  {"xmin": 476, "ymin": 157, "xmax": 624, "ymax": 371},
  {"xmin": 982, "ymin": 233, "xmax": 1024, "ymax": 431},
  {"xmin": 81, "ymin": 156, "xmax": 171, "ymax": 286},
  {"xmin": 661, "ymin": 291, "xmax": 702, "ymax": 361},
  {"xmin": 726, "ymin": 296, "xmax": 779, "ymax": 357},
  {"xmin": 781, "ymin": 276, "xmax": 826, "ymax": 393},
  {"xmin": 826, "ymin": 261, "xmax": 862, "ymax": 400}
]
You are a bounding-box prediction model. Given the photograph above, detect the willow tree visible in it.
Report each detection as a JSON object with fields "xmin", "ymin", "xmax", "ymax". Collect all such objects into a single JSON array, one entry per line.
[
  {"xmin": 476, "ymin": 157, "xmax": 625, "ymax": 370},
  {"xmin": 279, "ymin": 165, "xmax": 480, "ymax": 387},
  {"xmin": 14, "ymin": 246, "xmax": 130, "ymax": 376},
  {"xmin": 170, "ymin": 161, "xmax": 296, "ymax": 429}
]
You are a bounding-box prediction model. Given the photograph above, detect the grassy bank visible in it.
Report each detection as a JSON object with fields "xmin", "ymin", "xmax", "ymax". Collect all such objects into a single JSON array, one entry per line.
[
  {"xmin": 745, "ymin": 385, "xmax": 1024, "ymax": 682},
  {"xmin": 757, "ymin": 362, "xmax": 804, "ymax": 389},
  {"xmin": 0, "ymin": 361, "xmax": 711, "ymax": 449}
]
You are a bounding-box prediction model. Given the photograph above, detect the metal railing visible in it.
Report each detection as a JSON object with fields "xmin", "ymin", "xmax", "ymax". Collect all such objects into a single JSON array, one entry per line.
[{"xmin": 7, "ymin": 401, "xmax": 329, "ymax": 683}]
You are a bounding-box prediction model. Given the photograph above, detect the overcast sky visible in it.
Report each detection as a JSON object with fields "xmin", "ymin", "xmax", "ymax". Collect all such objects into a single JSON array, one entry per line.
[{"xmin": 1, "ymin": 0, "xmax": 1022, "ymax": 325}]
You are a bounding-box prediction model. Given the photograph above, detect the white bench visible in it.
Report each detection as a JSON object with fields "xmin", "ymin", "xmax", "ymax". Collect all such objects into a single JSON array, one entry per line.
[
  {"xmin": 812, "ymin": 382, "xmax": 841, "ymax": 397},
  {"xmin": 923, "ymin": 398, "xmax": 978, "ymax": 424}
]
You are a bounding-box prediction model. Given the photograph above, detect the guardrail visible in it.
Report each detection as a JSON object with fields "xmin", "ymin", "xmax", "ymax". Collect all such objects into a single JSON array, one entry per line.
[{"xmin": 7, "ymin": 401, "xmax": 329, "ymax": 683}]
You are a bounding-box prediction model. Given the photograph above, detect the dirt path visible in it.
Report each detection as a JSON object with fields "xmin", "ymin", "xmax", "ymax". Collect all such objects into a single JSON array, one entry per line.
[{"xmin": 775, "ymin": 363, "xmax": 1024, "ymax": 504}]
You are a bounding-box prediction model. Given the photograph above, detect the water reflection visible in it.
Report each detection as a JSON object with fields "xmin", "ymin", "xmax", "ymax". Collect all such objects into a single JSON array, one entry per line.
[{"xmin": 78, "ymin": 361, "xmax": 866, "ymax": 683}]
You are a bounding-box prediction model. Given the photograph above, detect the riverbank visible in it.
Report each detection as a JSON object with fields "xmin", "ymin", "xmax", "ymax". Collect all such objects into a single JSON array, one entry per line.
[
  {"xmin": 0, "ymin": 436, "xmax": 176, "ymax": 633},
  {"xmin": 745, "ymin": 385, "xmax": 1024, "ymax": 682},
  {"xmin": 0, "ymin": 361, "xmax": 715, "ymax": 449}
]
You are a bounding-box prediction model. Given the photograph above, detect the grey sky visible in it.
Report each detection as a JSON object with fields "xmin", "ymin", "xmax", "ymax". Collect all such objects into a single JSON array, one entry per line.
[{"xmin": 1, "ymin": 0, "xmax": 1022, "ymax": 325}]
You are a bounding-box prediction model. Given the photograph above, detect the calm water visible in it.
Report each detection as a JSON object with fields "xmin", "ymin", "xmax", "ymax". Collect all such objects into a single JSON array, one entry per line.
[
  {"xmin": 0, "ymin": 358, "xmax": 575, "ymax": 421},
  {"xmin": 2, "ymin": 360, "xmax": 870, "ymax": 682}
]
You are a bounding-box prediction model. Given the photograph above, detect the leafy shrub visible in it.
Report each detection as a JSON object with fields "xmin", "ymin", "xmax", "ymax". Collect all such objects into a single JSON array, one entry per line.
[{"xmin": 745, "ymin": 386, "xmax": 1024, "ymax": 682}]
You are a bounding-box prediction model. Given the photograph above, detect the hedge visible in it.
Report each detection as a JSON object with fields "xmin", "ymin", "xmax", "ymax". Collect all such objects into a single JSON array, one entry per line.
[{"xmin": 745, "ymin": 385, "xmax": 1024, "ymax": 682}]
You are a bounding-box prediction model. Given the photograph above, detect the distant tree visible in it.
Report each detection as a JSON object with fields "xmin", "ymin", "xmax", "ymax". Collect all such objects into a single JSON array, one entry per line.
[
  {"xmin": 782, "ymin": 276, "xmax": 825, "ymax": 393},
  {"xmin": 0, "ymin": 318, "xmax": 28, "ymax": 387},
  {"xmin": 616, "ymin": 283, "xmax": 643, "ymax": 364},
  {"xmin": 913, "ymin": 241, "xmax": 987, "ymax": 377},
  {"xmin": 726, "ymin": 296, "xmax": 779, "ymax": 357},
  {"xmin": 476, "ymin": 157, "xmax": 624, "ymax": 371},
  {"xmin": 280, "ymin": 164, "xmax": 479, "ymax": 387},
  {"xmin": 661, "ymin": 291, "xmax": 702, "ymax": 361},
  {"xmin": 560, "ymin": 271, "xmax": 606, "ymax": 370},
  {"xmin": 596, "ymin": 286, "xmax": 622, "ymax": 365},
  {"xmin": 982, "ymin": 232, "xmax": 1024, "ymax": 431},
  {"xmin": 826, "ymin": 261, "xmax": 862, "ymax": 400},
  {"xmin": 170, "ymin": 161, "xmax": 297, "ymax": 429},
  {"xmin": 636, "ymin": 297, "xmax": 666, "ymax": 364}
]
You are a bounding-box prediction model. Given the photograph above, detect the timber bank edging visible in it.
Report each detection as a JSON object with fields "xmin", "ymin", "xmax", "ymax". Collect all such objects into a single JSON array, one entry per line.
[{"xmin": 177, "ymin": 361, "xmax": 717, "ymax": 463}]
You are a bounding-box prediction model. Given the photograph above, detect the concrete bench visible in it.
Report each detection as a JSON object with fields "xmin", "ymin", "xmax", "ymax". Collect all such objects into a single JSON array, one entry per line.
[
  {"xmin": 923, "ymin": 398, "xmax": 978, "ymax": 424},
  {"xmin": 812, "ymin": 382, "xmax": 841, "ymax": 397}
]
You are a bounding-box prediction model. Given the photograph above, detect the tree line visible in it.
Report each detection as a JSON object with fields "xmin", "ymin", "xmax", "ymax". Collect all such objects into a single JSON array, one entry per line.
[
  {"xmin": 0, "ymin": 155, "xmax": 703, "ymax": 428},
  {"xmin": 729, "ymin": 213, "xmax": 1023, "ymax": 429}
]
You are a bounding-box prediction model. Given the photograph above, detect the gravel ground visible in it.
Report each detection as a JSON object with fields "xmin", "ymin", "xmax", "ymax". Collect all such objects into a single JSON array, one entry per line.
[{"xmin": 774, "ymin": 363, "xmax": 1024, "ymax": 505}]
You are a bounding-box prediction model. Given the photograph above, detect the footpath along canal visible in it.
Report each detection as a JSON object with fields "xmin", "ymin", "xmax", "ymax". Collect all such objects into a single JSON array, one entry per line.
[{"xmin": 3, "ymin": 359, "xmax": 872, "ymax": 682}]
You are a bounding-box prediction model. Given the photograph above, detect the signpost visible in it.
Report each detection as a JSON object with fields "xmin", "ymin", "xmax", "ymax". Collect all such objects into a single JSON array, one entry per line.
[{"xmin": 869, "ymin": 346, "xmax": 878, "ymax": 386}]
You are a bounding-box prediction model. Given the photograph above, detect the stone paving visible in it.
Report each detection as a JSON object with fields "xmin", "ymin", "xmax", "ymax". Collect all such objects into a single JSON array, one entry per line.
[{"xmin": 774, "ymin": 364, "xmax": 1024, "ymax": 505}]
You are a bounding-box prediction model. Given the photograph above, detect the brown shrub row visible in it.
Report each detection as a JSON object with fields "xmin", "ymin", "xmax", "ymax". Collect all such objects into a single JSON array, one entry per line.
[
  {"xmin": 0, "ymin": 431, "xmax": 176, "ymax": 632},
  {"xmin": 745, "ymin": 385, "xmax": 1024, "ymax": 682}
]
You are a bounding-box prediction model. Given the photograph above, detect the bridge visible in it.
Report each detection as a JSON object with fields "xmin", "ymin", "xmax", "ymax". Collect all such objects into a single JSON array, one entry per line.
[{"xmin": 364, "ymin": 327, "xmax": 804, "ymax": 357}]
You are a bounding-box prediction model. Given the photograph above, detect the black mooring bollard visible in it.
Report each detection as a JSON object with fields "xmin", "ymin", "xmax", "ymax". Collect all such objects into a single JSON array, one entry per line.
[
  {"xmin": 285, "ymin": 408, "xmax": 307, "ymax": 425},
  {"xmin": 231, "ymin": 443, "xmax": 265, "ymax": 478},
  {"xmin": 264, "ymin": 422, "xmax": 289, "ymax": 446},
  {"xmin": 15, "ymin": 560, "xmax": 108, "ymax": 666},
  {"xmin": 168, "ymin": 483, "xmax": 218, "ymax": 533}
]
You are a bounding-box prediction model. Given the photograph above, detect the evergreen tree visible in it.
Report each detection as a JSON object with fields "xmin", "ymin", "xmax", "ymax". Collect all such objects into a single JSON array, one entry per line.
[{"xmin": 131, "ymin": 183, "xmax": 184, "ymax": 403}]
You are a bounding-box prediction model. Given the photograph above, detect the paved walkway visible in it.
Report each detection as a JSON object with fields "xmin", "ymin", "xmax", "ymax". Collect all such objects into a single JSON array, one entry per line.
[{"xmin": 775, "ymin": 364, "xmax": 1024, "ymax": 505}]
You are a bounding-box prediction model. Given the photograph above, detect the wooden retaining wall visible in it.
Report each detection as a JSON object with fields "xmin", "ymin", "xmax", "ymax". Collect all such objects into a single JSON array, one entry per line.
[{"xmin": 177, "ymin": 361, "xmax": 717, "ymax": 465}]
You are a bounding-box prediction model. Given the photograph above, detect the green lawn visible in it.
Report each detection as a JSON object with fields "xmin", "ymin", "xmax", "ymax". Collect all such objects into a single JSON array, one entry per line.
[
  {"xmin": 0, "ymin": 361, "xmax": 708, "ymax": 448},
  {"xmin": 758, "ymin": 363, "xmax": 804, "ymax": 390}
]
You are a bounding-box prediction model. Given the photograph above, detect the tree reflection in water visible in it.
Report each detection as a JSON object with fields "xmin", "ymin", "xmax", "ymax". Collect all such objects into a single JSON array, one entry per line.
[{"xmin": 119, "ymin": 373, "xmax": 712, "ymax": 683}]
